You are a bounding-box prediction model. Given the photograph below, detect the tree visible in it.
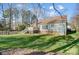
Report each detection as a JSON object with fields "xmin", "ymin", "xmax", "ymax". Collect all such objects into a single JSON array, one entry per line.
[
  {"xmin": 0, "ymin": 4, "xmax": 6, "ymax": 30},
  {"xmin": 7, "ymin": 3, "xmax": 13, "ymax": 31},
  {"xmin": 16, "ymin": 24, "xmax": 26, "ymax": 31},
  {"xmin": 4, "ymin": 4, "xmax": 20, "ymax": 30},
  {"xmin": 21, "ymin": 10, "xmax": 31, "ymax": 25},
  {"xmin": 12, "ymin": 8, "xmax": 19, "ymax": 25},
  {"xmin": 73, "ymin": 4, "xmax": 79, "ymax": 32},
  {"xmin": 52, "ymin": 4, "xmax": 62, "ymax": 18},
  {"xmin": 72, "ymin": 15, "xmax": 79, "ymax": 32},
  {"xmin": 31, "ymin": 3, "xmax": 43, "ymax": 30},
  {"xmin": 52, "ymin": 3, "xmax": 67, "ymax": 35}
]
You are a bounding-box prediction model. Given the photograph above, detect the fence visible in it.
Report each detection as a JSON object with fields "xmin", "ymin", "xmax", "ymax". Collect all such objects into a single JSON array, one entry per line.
[{"xmin": 0, "ymin": 31, "xmax": 19, "ymax": 35}]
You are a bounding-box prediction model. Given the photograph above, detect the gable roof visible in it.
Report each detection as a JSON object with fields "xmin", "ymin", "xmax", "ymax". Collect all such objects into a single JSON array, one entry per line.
[{"xmin": 38, "ymin": 15, "xmax": 67, "ymax": 24}]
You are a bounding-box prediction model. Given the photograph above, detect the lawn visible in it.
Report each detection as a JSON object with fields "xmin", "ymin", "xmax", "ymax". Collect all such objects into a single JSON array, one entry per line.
[{"xmin": 0, "ymin": 33, "xmax": 79, "ymax": 55}]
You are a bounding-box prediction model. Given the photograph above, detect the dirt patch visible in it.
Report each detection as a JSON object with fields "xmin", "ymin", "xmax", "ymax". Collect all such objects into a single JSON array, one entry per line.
[
  {"xmin": 1, "ymin": 48, "xmax": 38, "ymax": 55},
  {"xmin": 0, "ymin": 48, "xmax": 64, "ymax": 55}
]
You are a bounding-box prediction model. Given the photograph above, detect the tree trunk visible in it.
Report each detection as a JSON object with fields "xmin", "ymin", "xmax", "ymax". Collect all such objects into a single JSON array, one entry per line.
[{"xmin": 9, "ymin": 3, "xmax": 13, "ymax": 31}]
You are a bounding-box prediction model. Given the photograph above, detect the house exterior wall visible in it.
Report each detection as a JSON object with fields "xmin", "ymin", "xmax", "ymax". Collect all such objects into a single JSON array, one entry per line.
[{"xmin": 39, "ymin": 22, "xmax": 66, "ymax": 35}]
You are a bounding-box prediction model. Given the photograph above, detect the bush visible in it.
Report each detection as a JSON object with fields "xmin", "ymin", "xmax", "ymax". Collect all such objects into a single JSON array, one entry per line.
[
  {"xmin": 67, "ymin": 28, "xmax": 76, "ymax": 34},
  {"xmin": 16, "ymin": 24, "xmax": 26, "ymax": 31}
]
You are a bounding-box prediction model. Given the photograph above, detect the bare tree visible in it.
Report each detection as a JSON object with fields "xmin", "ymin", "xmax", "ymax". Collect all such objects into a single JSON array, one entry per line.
[
  {"xmin": 8, "ymin": 3, "xmax": 13, "ymax": 31},
  {"xmin": 1, "ymin": 4, "xmax": 6, "ymax": 30},
  {"xmin": 52, "ymin": 3, "xmax": 63, "ymax": 18},
  {"xmin": 31, "ymin": 3, "xmax": 43, "ymax": 29},
  {"xmin": 74, "ymin": 3, "xmax": 79, "ymax": 32},
  {"xmin": 52, "ymin": 3, "xmax": 67, "ymax": 35}
]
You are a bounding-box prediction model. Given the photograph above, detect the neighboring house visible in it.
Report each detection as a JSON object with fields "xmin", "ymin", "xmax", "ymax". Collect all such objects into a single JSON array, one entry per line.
[
  {"xmin": 71, "ymin": 15, "xmax": 79, "ymax": 32},
  {"xmin": 38, "ymin": 16, "xmax": 67, "ymax": 35}
]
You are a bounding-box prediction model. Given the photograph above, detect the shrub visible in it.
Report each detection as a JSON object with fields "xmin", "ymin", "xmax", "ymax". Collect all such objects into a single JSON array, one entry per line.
[{"xmin": 16, "ymin": 24, "xmax": 26, "ymax": 31}]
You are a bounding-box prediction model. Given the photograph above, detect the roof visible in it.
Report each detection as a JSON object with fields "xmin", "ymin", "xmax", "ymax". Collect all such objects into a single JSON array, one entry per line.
[{"xmin": 38, "ymin": 15, "xmax": 67, "ymax": 24}]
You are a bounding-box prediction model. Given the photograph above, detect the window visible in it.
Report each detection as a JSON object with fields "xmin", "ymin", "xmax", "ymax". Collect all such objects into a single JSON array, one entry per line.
[
  {"xmin": 49, "ymin": 24, "xmax": 54, "ymax": 30},
  {"xmin": 51, "ymin": 24, "xmax": 54, "ymax": 27},
  {"xmin": 42, "ymin": 25, "xmax": 48, "ymax": 29}
]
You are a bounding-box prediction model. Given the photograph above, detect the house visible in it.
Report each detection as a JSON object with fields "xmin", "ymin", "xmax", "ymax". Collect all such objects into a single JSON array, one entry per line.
[
  {"xmin": 38, "ymin": 16, "xmax": 67, "ymax": 35},
  {"xmin": 71, "ymin": 15, "xmax": 79, "ymax": 32}
]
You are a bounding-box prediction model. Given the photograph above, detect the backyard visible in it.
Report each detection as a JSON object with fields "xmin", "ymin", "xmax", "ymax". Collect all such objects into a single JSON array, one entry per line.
[{"xmin": 0, "ymin": 33, "xmax": 78, "ymax": 55}]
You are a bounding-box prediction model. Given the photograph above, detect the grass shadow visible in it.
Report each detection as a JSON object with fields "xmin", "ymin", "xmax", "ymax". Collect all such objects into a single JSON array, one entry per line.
[
  {"xmin": 0, "ymin": 34, "xmax": 49, "ymax": 51},
  {"xmin": 22, "ymin": 35, "xmax": 74, "ymax": 50},
  {"xmin": 48, "ymin": 39, "xmax": 79, "ymax": 53},
  {"xmin": 0, "ymin": 34, "xmax": 78, "ymax": 55}
]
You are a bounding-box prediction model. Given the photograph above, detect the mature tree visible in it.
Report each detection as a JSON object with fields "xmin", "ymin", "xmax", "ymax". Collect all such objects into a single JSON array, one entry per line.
[
  {"xmin": 0, "ymin": 4, "xmax": 6, "ymax": 30},
  {"xmin": 52, "ymin": 3, "xmax": 67, "ymax": 35},
  {"xmin": 7, "ymin": 3, "xmax": 13, "ymax": 30},
  {"xmin": 21, "ymin": 10, "xmax": 31, "ymax": 25},
  {"xmin": 73, "ymin": 4, "xmax": 79, "ymax": 32},
  {"xmin": 31, "ymin": 3, "xmax": 43, "ymax": 30},
  {"xmin": 72, "ymin": 15, "xmax": 79, "ymax": 32},
  {"xmin": 4, "ymin": 4, "xmax": 20, "ymax": 30}
]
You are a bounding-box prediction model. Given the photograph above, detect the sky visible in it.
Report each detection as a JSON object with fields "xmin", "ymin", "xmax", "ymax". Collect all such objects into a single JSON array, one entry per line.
[{"xmin": 0, "ymin": 3, "xmax": 76, "ymax": 22}]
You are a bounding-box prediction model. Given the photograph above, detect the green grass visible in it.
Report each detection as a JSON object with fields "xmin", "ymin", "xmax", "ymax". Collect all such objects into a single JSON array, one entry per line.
[{"xmin": 0, "ymin": 33, "xmax": 79, "ymax": 55}]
